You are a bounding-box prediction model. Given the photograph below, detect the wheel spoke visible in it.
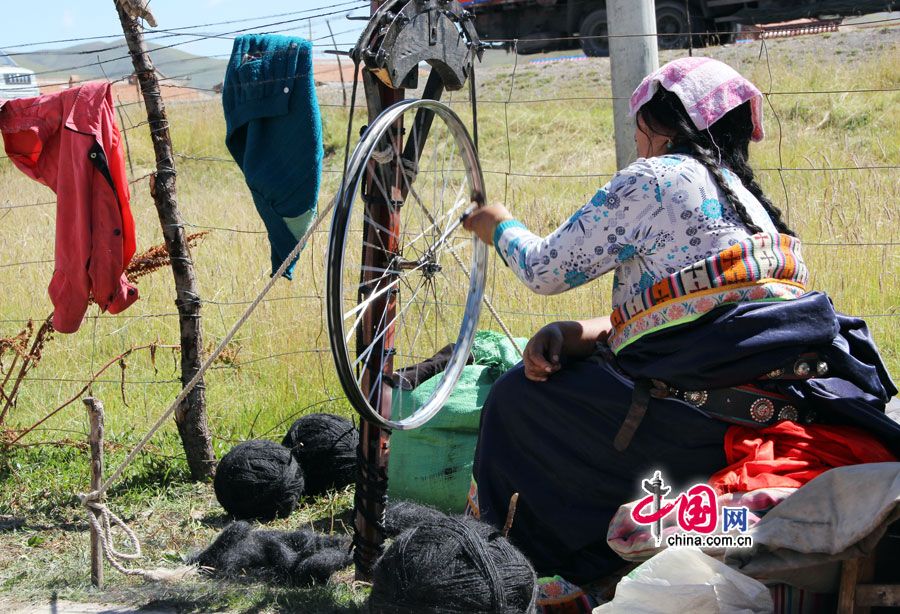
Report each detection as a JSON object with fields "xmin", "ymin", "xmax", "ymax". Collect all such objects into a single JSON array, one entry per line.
[
  {"xmin": 403, "ymin": 188, "xmax": 469, "ymax": 253},
  {"xmin": 405, "ymin": 294, "xmax": 433, "ymax": 367},
  {"xmin": 354, "ymin": 280, "xmax": 393, "ymax": 389},
  {"xmin": 343, "ymin": 261, "xmax": 427, "ymax": 321},
  {"xmin": 353, "ymin": 277, "xmax": 429, "ymax": 371}
]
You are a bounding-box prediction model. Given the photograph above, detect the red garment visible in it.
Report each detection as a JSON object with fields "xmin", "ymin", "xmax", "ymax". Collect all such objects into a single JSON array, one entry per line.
[
  {"xmin": 710, "ymin": 421, "xmax": 897, "ymax": 494},
  {"xmin": 0, "ymin": 82, "xmax": 138, "ymax": 333}
]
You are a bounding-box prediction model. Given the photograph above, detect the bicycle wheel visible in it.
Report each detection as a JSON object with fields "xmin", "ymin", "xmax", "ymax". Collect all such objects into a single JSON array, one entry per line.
[{"xmin": 327, "ymin": 99, "xmax": 488, "ymax": 431}]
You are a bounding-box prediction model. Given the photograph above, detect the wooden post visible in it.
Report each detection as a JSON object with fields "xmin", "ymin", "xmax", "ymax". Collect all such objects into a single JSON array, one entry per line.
[
  {"xmin": 113, "ymin": 1, "xmax": 215, "ymax": 481},
  {"xmin": 351, "ymin": 0, "xmax": 403, "ymax": 581},
  {"xmin": 839, "ymin": 557, "xmax": 861, "ymax": 613},
  {"xmin": 608, "ymin": 0, "xmax": 659, "ymax": 167},
  {"xmin": 83, "ymin": 397, "xmax": 105, "ymax": 589}
]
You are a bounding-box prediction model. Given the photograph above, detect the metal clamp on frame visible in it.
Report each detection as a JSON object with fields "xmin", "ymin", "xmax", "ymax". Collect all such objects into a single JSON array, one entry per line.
[{"xmin": 352, "ymin": 0, "xmax": 482, "ymax": 91}]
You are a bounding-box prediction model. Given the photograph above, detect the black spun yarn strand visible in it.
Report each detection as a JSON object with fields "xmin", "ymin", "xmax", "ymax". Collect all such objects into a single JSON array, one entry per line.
[
  {"xmin": 191, "ymin": 521, "xmax": 352, "ymax": 586},
  {"xmin": 192, "ymin": 521, "xmax": 297, "ymax": 578},
  {"xmin": 192, "ymin": 520, "xmax": 254, "ymax": 570},
  {"xmin": 292, "ymin": 546, "xmax": 353, "ymax": 585},
  {"xmin": 384, "ymin": 500, "xmax": 450, "ymax": 538},
  {"xmin": 444, "ymin": 518, "xmax": 507, "ymax": 611}
]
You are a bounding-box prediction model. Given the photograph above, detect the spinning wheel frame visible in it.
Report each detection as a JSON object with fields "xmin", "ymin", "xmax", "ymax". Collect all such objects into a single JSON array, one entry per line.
[{"xmin": 327, "ymin": 0, "xmax": 484, "ymax": 579}]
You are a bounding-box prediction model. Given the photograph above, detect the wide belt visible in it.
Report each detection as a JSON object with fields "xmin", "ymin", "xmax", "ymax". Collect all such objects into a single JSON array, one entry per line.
[
  {"xmin": 663, "ymin": 383, "xmax": 815, "ymax": 427},
  {"xmin": 613, "ymin": 353, "xmax": 826, "ymax": 451}
]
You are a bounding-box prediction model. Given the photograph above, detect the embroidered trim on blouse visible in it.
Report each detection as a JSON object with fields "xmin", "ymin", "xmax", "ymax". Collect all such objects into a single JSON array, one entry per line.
[{"xmin": 609, "ymin": 233, "xmax": 808, "ymax": 352}]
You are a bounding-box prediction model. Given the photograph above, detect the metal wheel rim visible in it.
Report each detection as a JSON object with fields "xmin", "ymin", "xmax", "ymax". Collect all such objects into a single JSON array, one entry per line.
[{"xmin": 326, "ymin": 99, "xmax": 488, "ymax": 431}]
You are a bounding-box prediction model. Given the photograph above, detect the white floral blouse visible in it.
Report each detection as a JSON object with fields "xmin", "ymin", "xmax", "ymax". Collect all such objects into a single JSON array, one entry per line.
[{"xmin": 492, "ymin": 154, "xmax": 778, "ymax": 311}]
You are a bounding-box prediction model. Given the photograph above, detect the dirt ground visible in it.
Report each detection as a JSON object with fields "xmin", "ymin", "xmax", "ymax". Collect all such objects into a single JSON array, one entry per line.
[{"xmin": 1, "ymin": 598, "xmax": 176, "ymax": 614}]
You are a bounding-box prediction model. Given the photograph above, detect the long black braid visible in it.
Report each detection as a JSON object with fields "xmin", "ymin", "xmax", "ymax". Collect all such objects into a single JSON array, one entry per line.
[{"xmin": 638, "ymin": 89, "xmax": 796, "ymax": 236}]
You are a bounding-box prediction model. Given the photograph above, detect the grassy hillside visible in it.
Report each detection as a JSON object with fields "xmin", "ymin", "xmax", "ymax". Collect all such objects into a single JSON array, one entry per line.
[
  {"xmin": 13, "ymin": 39, "xmax": 227, "ymax": 91},
  {"xmin": 0, "ymin": 26, "xmax": 897, "ymax": 611}
]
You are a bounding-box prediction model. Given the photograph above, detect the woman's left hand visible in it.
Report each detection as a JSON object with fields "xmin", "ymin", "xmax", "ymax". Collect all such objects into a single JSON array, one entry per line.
[
  {"xmin": 522, "ymin": 323, "xmax": 565, "ymax": 382},
  {"xmin": 522, "ymin": 318, "xmax": 614, "ymax": 382},
  {"xmin": 462, "ymin": 204, "xmax": 513, "ymax": 245}
]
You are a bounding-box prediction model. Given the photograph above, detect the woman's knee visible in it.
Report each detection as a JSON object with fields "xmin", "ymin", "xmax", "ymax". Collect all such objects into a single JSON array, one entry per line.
[{"xmin": 483, "ymin": 363, "xmax": 528, "ymax": 416}]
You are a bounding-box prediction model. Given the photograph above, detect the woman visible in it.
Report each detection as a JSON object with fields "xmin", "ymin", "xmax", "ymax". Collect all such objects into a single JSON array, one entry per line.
[{"xmin": 462, "ymin": 57, "xmax": 899, "ymax": 584}]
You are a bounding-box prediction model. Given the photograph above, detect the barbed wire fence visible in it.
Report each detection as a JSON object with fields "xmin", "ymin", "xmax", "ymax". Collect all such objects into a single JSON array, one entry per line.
[{"xmin": 1, "ymin": 10, "xmax": 898, "ymax": 472}]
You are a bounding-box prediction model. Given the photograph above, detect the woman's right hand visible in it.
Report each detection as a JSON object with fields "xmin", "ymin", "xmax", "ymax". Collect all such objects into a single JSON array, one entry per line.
[
  {"xmin": 461, "ymin": 204, "xmax": 513, "ymax": 246},
  {"xmin": 523, "ymin": 323, "xmax": 565, "ymax": 382}
]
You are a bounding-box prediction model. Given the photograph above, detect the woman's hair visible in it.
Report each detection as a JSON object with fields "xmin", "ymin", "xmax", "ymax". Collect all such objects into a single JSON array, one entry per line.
[{"xmin": 637, "ymin": 89, "xmax": 795, "ymax": 236}]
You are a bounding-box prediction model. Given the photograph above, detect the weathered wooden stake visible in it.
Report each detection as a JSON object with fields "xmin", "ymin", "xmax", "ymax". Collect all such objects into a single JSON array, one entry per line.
[
  {"xmin": 113, "ymin": 1, "xmax": 215, "ymax": 481},
  {"xmin": 83, "ymin": 397, "xmax": 105, "ymax": 589}
]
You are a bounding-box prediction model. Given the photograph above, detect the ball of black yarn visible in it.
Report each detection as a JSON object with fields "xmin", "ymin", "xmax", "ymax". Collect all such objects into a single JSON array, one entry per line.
[
  {"xmin": 214, "ymin": 439, "xmax": 304, "ymax": 521},
  {"xmin": 281, "ymin": 413, "xmax": 358, "ymax": 496},
  {"xmin": 384, "ymin": 500, "xmax": 450, "ymax": 538},
  {"xmin": 369, "ymin": 517, "xmax": 538, "ymax": 614}
]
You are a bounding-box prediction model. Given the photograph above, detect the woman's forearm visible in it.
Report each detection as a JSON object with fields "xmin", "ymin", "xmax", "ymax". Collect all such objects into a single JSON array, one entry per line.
[{"xmin": 556, "ymin": 317, "xmax": 613, "ymax": 359}]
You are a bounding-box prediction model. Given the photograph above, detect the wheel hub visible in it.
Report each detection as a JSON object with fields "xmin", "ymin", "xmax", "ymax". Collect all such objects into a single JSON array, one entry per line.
[
  {"xmin": 396, "ymin": 256, "xmax": 442, "ymax": 278},
  {"xmin": 422, "ymin": 261, "xmax": 442, "ymax": 278}
]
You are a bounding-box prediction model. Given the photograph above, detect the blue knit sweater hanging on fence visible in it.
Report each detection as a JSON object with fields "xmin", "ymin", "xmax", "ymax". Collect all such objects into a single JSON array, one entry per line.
[{"xmin": 223, "ymin": 35, "xmax": 323, "ymax": 279}]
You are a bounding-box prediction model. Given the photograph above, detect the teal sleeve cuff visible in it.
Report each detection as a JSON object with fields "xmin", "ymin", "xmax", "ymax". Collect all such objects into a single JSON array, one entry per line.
[{"xmin": 492, "ymin": 219, "xmax": 527, "ymax": 262}]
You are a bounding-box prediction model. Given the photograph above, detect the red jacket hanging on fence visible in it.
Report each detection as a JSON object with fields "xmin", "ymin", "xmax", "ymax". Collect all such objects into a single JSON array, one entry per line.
[{"xmin": 0, "ymin": 82, "xmax": 138, "ymax": 333}]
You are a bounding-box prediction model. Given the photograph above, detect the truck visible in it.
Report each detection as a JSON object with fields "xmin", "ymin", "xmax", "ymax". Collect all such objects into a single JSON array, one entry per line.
[
  {"xmin": 459, "ymin": 0, "xmax": 896, "ymax": 56},
  {"xmin": 0, "ymin": 50, "xmax": 40, "ymax": 100}
]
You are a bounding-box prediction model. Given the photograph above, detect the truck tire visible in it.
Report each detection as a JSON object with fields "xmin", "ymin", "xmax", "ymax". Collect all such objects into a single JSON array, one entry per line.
[
  {"xmin": 579, "ymin": 9, "xmax": 609, "ymax": 57},
  {"xmin": 706, "ymin": 21, "xmax": 736, "ymax": 47},
  {"xmin": 655, "ymin": 1, "xmax": 693, "ymax": 50},
  {"xmin": 516, "ymin": 33, "xmax": 563, "ymax": 55}
]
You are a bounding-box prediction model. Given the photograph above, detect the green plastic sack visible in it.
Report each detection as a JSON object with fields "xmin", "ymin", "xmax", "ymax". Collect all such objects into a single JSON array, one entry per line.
[{"xmin": 388, "ymin": 330, "xmax": 525, "ymax": 513}]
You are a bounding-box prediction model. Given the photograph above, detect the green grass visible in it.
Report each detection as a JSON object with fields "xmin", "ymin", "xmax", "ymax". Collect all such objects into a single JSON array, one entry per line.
[{"xmin": 0, "ymin": 28, "xmax": 898, "ymax": 611}]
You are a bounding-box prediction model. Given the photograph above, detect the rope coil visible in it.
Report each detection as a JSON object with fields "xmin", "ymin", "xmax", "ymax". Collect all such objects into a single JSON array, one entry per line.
[{"xmin": 80, "ymin": 495, "xmax": 195, "ymax": 581}]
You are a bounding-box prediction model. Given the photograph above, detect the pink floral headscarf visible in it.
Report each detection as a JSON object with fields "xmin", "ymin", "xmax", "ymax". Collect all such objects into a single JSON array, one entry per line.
[{"xmin": 629, "ymin": 57, "xmax": 765, "ymax": 142}]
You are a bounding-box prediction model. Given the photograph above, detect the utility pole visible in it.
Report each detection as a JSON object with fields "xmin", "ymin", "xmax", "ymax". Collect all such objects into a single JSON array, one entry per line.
[{"xmin": 607, "ymin": 0, "xmax": 659, "ymax": 167}]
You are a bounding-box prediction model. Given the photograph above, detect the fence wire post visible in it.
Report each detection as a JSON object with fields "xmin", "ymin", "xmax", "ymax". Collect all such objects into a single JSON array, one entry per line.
[
  {"xmin": 326, "ymin": 21, "xmax": 348, "ymax": 108},
  {"xmin": 685, "ymin": 0, "xmax": 694, "ymax": 56},
  {"xmin": 608, "ymin": 0, "xmax": 659, "ymax": 167},
  {"xmin": 84, "ymin": 397, "xmax": 105, "ymax": 589},
  {"xmin": 115, "ymin": 100, "xmax": 136, "ymax": 178},
  {"xmin": 112, "ymin": 0, "xmax": 216, "ymax": 481}
]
